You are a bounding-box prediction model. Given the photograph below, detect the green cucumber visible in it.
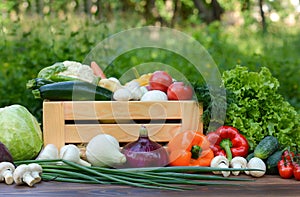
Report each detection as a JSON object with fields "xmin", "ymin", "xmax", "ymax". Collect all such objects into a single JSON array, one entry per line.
[
  {"xmin": 266, "ymin": 149, "xmax": 284, "ymax": 175},
  {"xmin": 246, "ymin": 152, "xmax": 255, "ymax": 162},
  {"xmin": 32, "ymin": 81, "xmax": 112, "ymax": 101},
  {"xmin": 254, "ymin": 136, "xmax": 279, "ymax": 159},
  {"xmin": 26, "ymin": 78, "xmax": 54, "ymax": 90}
]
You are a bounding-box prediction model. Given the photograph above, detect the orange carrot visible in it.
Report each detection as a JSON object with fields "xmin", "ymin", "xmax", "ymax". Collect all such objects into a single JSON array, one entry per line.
[{"xmin": 91, "ymin": 61, "xmax": 107, "ymax": 79}]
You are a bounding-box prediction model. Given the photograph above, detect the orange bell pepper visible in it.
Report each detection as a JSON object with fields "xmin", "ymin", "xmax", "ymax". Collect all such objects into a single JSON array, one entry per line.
[{"xmin": 167, "ymin": 130, "xmax": 214, "ymax": 167}]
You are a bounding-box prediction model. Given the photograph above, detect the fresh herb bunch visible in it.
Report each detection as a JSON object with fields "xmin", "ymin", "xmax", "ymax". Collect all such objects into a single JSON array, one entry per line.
[
  {"xmin": 222, "ymin": 65, "xmax": 300, "ymax": 150},
  {"xmin": 193, "ymin": 83, "xmax": 235, "ymax": 134}
]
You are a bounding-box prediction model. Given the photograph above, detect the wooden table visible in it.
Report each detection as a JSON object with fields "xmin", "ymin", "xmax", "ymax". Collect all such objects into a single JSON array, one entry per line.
[{"xmin": 0, "ymin": 175, "xmax": 299, "ymax": 197}]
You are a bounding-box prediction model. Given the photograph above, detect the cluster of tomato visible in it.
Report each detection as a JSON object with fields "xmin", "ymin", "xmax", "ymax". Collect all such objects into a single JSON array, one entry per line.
[
  {"xmin": 149, "ymin": 71, "xmax": 193, "ymax": 100},
  {"xmin": 278, "ymin": 150, "xmax": 300, "ymax": 180}
]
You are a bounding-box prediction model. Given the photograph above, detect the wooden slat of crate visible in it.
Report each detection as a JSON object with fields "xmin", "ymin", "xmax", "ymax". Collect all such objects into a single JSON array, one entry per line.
[
  {"xmin": 63, "ymin": 101, "xmax": 190, "ymax": 120},
  {"xmin": 64, "ymin": 124, "xmax": 181, "ymax": 143},
  {"xmin": 43, "ymin": 101, "xmax": 202, "ymax": 149}
]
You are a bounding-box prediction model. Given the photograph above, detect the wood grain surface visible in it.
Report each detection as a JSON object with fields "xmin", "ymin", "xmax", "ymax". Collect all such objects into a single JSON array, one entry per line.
[{"xmin": 0, "ymin": 175, "xmax": 299, "ymax": 197}]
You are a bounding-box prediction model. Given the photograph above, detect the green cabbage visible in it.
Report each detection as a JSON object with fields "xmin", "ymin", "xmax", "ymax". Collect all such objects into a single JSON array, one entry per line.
[
  {"xmin": 222, "ymin": 66, "xmax": 300, "ymax": 150},
  {"xmin": 0, "ymin": 105, "xmax": 43, "ymax": 161}
]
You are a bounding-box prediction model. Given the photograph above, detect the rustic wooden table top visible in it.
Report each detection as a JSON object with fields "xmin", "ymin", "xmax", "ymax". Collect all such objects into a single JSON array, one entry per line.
[{"xmin": 0, "ymin": 175, "xmax": 299, "ymax": 197}]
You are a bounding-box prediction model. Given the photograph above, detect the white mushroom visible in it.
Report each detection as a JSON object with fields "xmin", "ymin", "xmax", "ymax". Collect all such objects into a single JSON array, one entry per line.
[
  {"xmin": 60, "ymin": 144, "xmax": 91, "ymax": 167},
  {"xmin": 113, "ymin": 88, "xmax": 133, "ymax": 101},
  {"xmin": 246, "ymin": 157, "xmax": 266, "ymax": 177},
  {"xmin": 230, "ymin": 156, "xmax": 248, "ymax": 176},
  {"xmin": 28, "ymin": 163, "xmax": 43, "ymax": 184},
  {"xmin": 210, "ymin": 156, "xmax": 230, "ymax": 177},
  {"xmin": 13, "ymin": 164, "xmax": 35, "ymax": 186},
  {"xmin": 0, "ymin": 162, "xmax": 15, "ymax": 185},
  {"xmin": 125, "ymin": 80, "xmax": 143, "ymax": 100},
  {"xmin": 140, "ymin": 90, "xmax": 168, "ymax": 101},
  {"xmin": 36, "ymin": 144, "xmax": 59, "ymax": 160}
]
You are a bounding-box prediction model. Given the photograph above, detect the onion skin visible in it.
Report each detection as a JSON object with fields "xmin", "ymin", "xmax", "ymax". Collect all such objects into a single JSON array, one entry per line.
[{"xmin": 121, "ymin": 126, "xmax": 169, "ymax": 168}]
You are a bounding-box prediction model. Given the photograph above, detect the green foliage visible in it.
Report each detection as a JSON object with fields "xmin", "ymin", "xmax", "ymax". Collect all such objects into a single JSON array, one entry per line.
[
  {"xmin": 0, "ymin": 13, "xmax": 299, "ymax": 126},
  {"xmin": 222, "ymin": 66, "xmax": 300, "ymax": 150}
]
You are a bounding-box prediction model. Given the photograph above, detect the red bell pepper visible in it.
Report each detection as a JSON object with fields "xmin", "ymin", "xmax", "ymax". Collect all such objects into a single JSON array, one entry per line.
[{"xmin": 206, "ymin": 126, "xmax": 249, "ymax": 161}]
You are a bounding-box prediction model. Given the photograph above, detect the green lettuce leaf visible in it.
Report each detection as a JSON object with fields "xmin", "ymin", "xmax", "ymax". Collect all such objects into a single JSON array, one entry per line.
[{"xmin": 222, "ymin": 65, "xmax": 300, "ymax": 150}]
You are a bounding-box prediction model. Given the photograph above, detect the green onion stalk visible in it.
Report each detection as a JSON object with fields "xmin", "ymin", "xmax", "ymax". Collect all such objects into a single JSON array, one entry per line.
[{"xmin": 14, "ymin": 159, "xmax": 259, "ymax": 191}]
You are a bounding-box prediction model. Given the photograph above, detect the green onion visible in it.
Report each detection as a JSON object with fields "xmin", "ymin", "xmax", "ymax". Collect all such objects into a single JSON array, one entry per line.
[
  {"xmin": 118, "ymin": 166, "xmax": 263, "ymax": 173},
  {"xmin": 43, "ymin": 168, "xmax": 106, "ymax": 184},
  {"xmin": 14, "ymin": 159, "xmax": 255, "ymax": 191},
  {"xmin": 62, "ymin": 160, "xmax": 184, "ymax": 191},
  {"xmin": 145, "ymin": 172, "xmax": 254, "ymax": 181}
]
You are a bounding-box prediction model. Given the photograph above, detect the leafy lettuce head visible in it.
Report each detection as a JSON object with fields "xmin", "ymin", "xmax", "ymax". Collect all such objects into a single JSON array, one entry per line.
[{"xmin": 222, "ymin": 65, "xmax": 300, "ymax": 150}]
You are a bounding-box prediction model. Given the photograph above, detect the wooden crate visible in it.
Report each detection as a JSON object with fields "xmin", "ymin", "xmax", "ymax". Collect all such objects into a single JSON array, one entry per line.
[{"xmin": 42, "ymin": 101, "xmax": 203, "ymax": 149}]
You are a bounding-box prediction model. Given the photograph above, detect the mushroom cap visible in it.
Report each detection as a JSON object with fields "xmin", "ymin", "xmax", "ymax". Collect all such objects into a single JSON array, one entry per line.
[
  {"xmin": 230, "ymin": 156, "xmax": 248, "ymax": 176},
  {"xmin": 28, "ymin": 163, "xmax": 42, "ymax": 172},
  {"xmin": 210, "ymin": 155, "xmax": 229, "ymax": 167},
  {"xmin": 230, "ymin": 156, "xmax": 247, "ymax": 167},
  {"xmin": 0, "ymin": 162, "xmax": 15, "ymax": 182},
  {"xmin": 113, "ymin": 88, "xmax": 132, "ymax": 101},
  {"xmin": 247, "ymin": 157, "xmax": 266, "ymax": 177},
  {"xmin": 0, "ymin": 162, "xmax": 15, "ymax": 173},
  {"xmin": 13, "ymin": 164, "xmax": 29, "ymax": 184}
]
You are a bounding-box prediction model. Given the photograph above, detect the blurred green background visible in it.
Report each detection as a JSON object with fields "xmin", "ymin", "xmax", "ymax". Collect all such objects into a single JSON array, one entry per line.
[{"xmin": 1, "ymin": 0, "xmax": 299, "ymax": 122}]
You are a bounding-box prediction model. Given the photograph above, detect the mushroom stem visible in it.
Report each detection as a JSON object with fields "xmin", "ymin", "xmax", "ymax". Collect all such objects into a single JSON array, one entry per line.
[
  {"xmin": 22, "ymin": 173, "xmax": 35, "ymax": 187},
  {"xmin": 2, "ymin": 170, "xmax": 14, "ymax": 185},
  {"xmin": 219, "ymin": 162, "xmax": 231, "ymax": 177},
  {"xmin": 0, "ymin": 162, "xmax": 15, "ymax": 185},
  {"xmin": 31, "ymin": 171, "xmax": 41, "ymax": 183},
  {"xmin": 231, "ymin": 163, "xmax": 242, "ymax": 176},
  {"xmin": 230, "ymin": 156, "xmax": 248, "ymax": 176},
  {"xmin": 28, "ymin": 163, "xmax": 43, "ymax": 184},
  {"xmin": 211, "ymin": 156, "xmax": 230, "ymax": 177}
]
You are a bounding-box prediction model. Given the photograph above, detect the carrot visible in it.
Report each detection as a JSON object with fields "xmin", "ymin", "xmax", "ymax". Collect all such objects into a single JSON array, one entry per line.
[{"xmin": 91, "ymin": 61, "xmax": 107, "ymax": 79}]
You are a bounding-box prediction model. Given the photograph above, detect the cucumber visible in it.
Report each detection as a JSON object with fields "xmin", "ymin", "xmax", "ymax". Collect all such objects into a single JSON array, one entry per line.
[
  {"xmin": 32, "ymin": 81, "xmax": 112, "ymax": 101},
  {"xmin": 26, "ymin": 78, "xmax": 54, "ymax": 90},
  {"xmin": 246, "ymin": 152, "xmax": 255, "ymax": 162},
  {"xmin": 254, "ymin": 136, "xmax": 279, "ymax": 159},
  {"xmin": 266, "ymin": 149, "xmax": 284, "ymax": 175}
]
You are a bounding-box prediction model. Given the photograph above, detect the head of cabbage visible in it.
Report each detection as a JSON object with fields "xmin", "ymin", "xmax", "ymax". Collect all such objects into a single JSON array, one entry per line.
[{"xmin": 0, "ymin": 105, "xmax": 43, "ymax": 161}]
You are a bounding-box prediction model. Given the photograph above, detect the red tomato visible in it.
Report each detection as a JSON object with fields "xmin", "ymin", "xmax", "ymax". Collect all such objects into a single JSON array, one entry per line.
[
  {"xmin": 149, "ymin": 71, "xmax": 173, "ymax": 92},
  {"xmin": 167, "ymin": 82, "xmax": 193, "ymax": 100},
  {"xmin": 294, "ymin": 163, "xmax": 300, "ymax": 181},
  {"xmin": 281, "ymin": 150, "xmax": 295, "ymax": 162},
  {"xmin": 278, "ymin": 159, "xmax": 294, "ymax": 179}
]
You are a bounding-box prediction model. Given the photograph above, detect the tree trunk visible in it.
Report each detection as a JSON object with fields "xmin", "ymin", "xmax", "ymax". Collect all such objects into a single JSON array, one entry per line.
[
  {"xmin": 211, "ymin": 0, "xmax": 224, "ymax": 21},
  {"xmin": 193, "ymin": 0, "xmax": 224, "ymax": 23},
  {"xmin": 193, "ymin": 0, "xmax": 209, "ymax": 21},
  {"xmin": 96, "ymin": 0, "xmax": 103, "ymax": 19},
  {"xmin": 84, "ymin": 0, "xmax": 92, "ymax": 16},
  {"xmin": 241, "ymin": 0, "xmax": 251, "ymax": 11},
  {"xmin": 144, "ymin": 0, "xmax": 156, "ymax": 22},
  {"xmin": 171, "ymin": 0, "xmax": 180, "ymax": 27},
  {"xmin": 35, "ymin": 0, "xmax": 44, "ymax": 16},
  {"xmin": 259, "ymin": 0, "xmax": 267, "ymax": 33}
]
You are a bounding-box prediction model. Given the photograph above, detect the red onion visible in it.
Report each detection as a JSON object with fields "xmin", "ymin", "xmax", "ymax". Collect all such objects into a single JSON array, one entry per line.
[{"xmin": 121, "ymin": 125, "xmax": 169, "ymax": 168}]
